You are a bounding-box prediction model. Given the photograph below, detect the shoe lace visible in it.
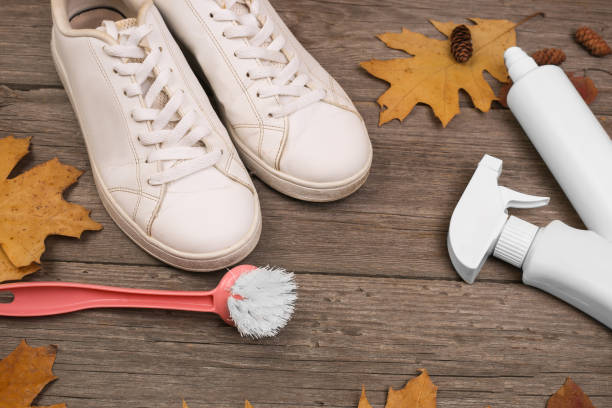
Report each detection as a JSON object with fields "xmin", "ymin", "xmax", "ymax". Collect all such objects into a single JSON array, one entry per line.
[
  {"xmin": 211, "ymin": 0, "xmax": 326, "ymax": 118},
  {"xmin": 101, "ymin": 21, "xmax": 221, "ymax": 186}
]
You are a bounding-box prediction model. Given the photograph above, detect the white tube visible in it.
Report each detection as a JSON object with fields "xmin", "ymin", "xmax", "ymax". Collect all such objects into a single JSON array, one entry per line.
[{"xmin": 505, "ymin": 47, "xmax": 612, "ymax": 241}]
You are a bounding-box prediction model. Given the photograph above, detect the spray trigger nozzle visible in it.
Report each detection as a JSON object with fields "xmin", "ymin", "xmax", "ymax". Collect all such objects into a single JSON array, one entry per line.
[
  {"xmin": 447, "ymin": 155, "xmax": 550, "ymax": 284},
  {"xmin": 498, "ymin": 186, "xmax": 550, "ymax": 210}
]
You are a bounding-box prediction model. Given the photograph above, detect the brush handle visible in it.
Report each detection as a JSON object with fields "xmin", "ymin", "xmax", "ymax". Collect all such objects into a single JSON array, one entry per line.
[{"xmin": 0, "ymin": 282, "xmax": 216, "ymax": 317}]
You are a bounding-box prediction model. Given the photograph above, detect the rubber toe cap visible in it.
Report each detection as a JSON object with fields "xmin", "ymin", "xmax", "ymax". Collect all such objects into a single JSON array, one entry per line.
[
  {"xmin": 280, "ymin": 102, "xmax": 372, "ymax": 184},
  {"xmin": 151, "ymin": 167, "xmax": 258, "ymax": 255}
]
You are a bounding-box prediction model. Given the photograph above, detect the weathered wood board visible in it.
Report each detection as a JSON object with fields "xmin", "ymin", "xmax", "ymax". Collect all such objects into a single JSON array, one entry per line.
[{"xmin": 1, "ymin": 0, "xmax": 611, "ymax": 407}]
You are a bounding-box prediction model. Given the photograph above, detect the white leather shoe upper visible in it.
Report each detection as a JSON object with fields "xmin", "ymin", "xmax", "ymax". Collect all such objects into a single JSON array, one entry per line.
[
  {"xmin": 51, "ymin": 0, "xmax": 261, "ymax": 266},
  {"xmin": 154, "ymin": 0, "xmax": 372, "ymax": 196}
]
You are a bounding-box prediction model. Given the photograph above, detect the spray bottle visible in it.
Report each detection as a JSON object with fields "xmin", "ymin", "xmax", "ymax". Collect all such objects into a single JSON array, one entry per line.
[
  {"xmin": 504, "ymin": 46, "xmax": 612, "ymax": 241},
  {"xmin": 448, "ymin": 154, "xmax": 612, "ymax": 328}
]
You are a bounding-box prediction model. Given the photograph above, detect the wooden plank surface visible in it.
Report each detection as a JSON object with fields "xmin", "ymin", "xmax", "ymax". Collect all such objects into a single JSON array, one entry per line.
[{"xmin": 1, "ymin": 0, "xmax": 612, "ymax": 407}]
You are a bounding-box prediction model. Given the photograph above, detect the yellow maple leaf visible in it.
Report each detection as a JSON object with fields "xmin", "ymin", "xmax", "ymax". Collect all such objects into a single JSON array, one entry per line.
[
  {"xmin": 0, "ymin": 340, "xmax": 66, "ymax": 408},
  {"xmin": 0, "ymin": 249, "xmax": 40, "ymax": 283},
  {"xmin": 361, "ymin": 18, "xmax": 519, "ymax": 127},
  {"xmin": 0, "ymin": 136, "xmax": 101, "ymax": 280},
  {"xmin": 359, "ymin": 369, "xmax": 437, "ymax": 408}
]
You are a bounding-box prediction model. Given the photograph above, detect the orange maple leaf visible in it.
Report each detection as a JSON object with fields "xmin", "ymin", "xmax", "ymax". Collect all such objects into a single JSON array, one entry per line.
[
  {"xmin": 0, "ymin": 250, "xmax": 40, "ymax": 283},
  {"xmin": 0, "ymin": 136, "xmax": 102, "ymax": 282},
  {"xmin": 0, "ymin": 340, "xmax": 65, "ymax": 408},
  {"xmin": 359, "ymin": 369, "xmax": 437, "ymax": 408},
  {"xmin": 546, "ymin": 378, "xmax": 595, "ymax": 408},
  {"xmin": 361, "ymin": 18, "xmax": 518, "ymax": 127}
]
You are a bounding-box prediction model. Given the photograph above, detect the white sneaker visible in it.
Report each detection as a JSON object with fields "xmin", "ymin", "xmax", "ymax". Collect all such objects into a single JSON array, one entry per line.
[
  {"xmin": 155, "ymin": 0, "xmax": 373, "ymax": 202},
  {"xmin": 50, "ymin": 0, "xmax": 261, "ymax": 271}
]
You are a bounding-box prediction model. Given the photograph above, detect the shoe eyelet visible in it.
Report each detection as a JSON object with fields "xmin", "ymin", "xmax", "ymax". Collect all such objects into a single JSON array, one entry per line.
[
  {"xmin": 234, "ymin": 51, "xmax": 238, "ymax": 57},
  {"xmin": 222, "ymin": 32, "xmax": 227, "ymax": 38},
  {"xmin": 123, "ymin": 89, "xmax": 128, "ymax": 97},
  {"xmin": 146, "ymin": 178, "xmax": 153, "ymax": 186},
  {"xmin": 209, "ymin": 12, "xmax": 214, "ymax": 18},
  {"xmin": 112, "ymin": 67, "xmax": 119, "ymax": 74},
  {"xmin": 246, "ymin": 72, "xmax": 251, "ymax": 78},
  {"xmin": 256, "ymin": 92, "xmax": 260, "ymax": 98},
  {"xmin": 267, "ymin": 112, "xmax": 273, "ymax": 118}
]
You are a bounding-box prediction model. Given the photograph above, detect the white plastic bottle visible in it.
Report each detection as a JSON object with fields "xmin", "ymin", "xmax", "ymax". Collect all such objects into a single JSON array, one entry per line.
[
  {"xmin": 504, "ymin": 46, "xmax": 612, "ymax": 241},
  {"xmin": 520, "ymin": 218, "xmax": 612, "ymax": 328},
  {"xmin": 448, "ymin": 154, "xmax": 612, "ymax": 329}
]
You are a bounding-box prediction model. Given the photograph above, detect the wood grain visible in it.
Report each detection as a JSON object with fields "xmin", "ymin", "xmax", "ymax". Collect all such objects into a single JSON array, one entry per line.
[
  {"xmin": 1, "ymin": 262, "xmax": 611, "ymax": 408},
  {"xmin": 1, "ymin": 0, "xmax": 611, "ymax": 407}
]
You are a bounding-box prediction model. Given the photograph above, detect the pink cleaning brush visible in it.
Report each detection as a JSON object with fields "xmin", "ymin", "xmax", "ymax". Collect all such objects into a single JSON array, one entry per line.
[{"xmin": 0, "ymin": 265, "xmax": 297, "ymax": 338}]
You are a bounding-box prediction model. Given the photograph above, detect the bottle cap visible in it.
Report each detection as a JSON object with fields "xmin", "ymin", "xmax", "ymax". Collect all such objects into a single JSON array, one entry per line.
[
  {"xmin": 504, "ymin": 46, "xmax": 538, "ymax": 82},
  {"xmin": 493, "ymin": 216, "xmax": 539, "ymax": 268}
]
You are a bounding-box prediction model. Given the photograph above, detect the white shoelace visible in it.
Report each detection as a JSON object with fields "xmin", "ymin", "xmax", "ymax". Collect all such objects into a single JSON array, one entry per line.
[
  {"xmin": 101, "ymin": 21, "xmax": 221, "ymax": 185},
  {"xmin": 211, "ymin": 0, "xmax": 326, "ymax": 118}
]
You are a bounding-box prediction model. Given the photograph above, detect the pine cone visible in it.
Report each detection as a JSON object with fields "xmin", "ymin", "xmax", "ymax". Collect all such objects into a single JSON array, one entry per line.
[
  {"xmin": 531, "ymin": 48, "xmax": 566, "ymax": 65},
  {"xmin": 450, "ymin": 25, "xmax": 473, "ymax": 63},
  {"xmin": 575, "ymin": 26, "xmax": 611, "ymax": 56}
]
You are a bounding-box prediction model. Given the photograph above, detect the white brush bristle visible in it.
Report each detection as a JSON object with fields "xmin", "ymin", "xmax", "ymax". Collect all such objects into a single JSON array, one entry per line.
[{"xmin": 228, "ymin": 266, "xmax": 297, "ymax": 338}]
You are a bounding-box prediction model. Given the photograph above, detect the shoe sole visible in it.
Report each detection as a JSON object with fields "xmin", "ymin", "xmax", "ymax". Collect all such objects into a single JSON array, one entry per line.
[
  {"xmin": 228, "ymin": 126, "xmax": 372, "ymax": 202},
  {"xmin": 51, "ymin": 38, "xmax": 262, "ymax": 272}
]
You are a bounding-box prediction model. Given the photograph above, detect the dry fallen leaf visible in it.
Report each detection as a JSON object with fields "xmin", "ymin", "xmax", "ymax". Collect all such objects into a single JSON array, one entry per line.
[
  {"xmin": 0, "ymin": 340, "xmax": 65, "ymax": 408},
  {"xmin": 361, "ymin": 17, "xmax": 521, "ymax": 127},
  {"xmin": 183, "ymin": 372, "xmax": 597, "ymax": 408},
  {"xmin": 497, "ymin": 71, "xmax": 598, "ymax": 108},
  {"xmin": 566, "ymin": 72, "xmax": 598, "ymax": 105},
  {"xmin": 0, "ymin": 136, "xmax": 101, "ymax": 281},
  {"xmin": 547, "ymin": 378, "xmax": 595, "ymax": 408},
  {"xmin": 360, "ymin": 369, "xmax": 437, "ymax": 408},
  {"xmin": 0, "ymin": 249, "xmax": 40, "ymax": 283}
]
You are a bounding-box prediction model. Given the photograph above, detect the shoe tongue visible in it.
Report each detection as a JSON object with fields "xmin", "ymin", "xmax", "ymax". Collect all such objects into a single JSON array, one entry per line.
[
  {"xmin": 115, "ymin": 17, "xmax": 138, "ymax": 31},
  {"xmin": 96, "ymin": 17, "xmax": 138, "ymax": 37},
  {"xmin": 96, "ymin": 17, "xmax": 170, "ymax": 115}
]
